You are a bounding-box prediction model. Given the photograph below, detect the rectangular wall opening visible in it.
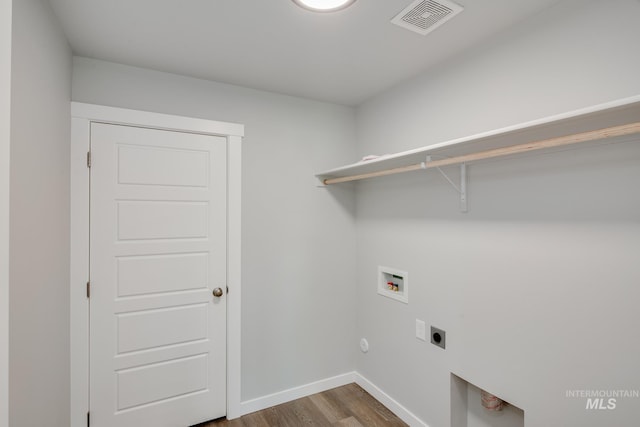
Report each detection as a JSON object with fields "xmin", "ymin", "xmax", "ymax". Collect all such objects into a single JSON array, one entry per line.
[
  {"xmin": 377, "ymin": 266, "xmax": 408, "ymax": 303},
  {"xmin": 451, "ymin": 373, "xmax": 524, "ymax": 427}
]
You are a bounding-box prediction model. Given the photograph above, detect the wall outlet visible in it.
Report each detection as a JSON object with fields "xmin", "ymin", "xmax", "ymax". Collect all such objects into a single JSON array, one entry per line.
[
  {"xmin": 416, "ymin": 319, "xmax": 426, "ymax": 341},
  {"xmin": 431, "ymin": 326, "xmax": 446, "ymax": 349}
]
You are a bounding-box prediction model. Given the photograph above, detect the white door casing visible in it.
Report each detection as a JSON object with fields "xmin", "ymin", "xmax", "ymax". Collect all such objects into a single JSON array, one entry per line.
[{"xmin": 70, "ymin": 103, "xmax": 243, "ymax": 427}]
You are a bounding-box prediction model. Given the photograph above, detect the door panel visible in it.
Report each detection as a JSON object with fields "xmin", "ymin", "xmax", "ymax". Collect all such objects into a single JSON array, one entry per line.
[
  {"xmin": 90, "ymin": 123, "xmax": 227, "ymax": 427},
  {"xmin": 116, "ymin": 252, "xmax": 208, "ymax": 297},
  {"xmin": 116, "ymin": 304, "xmax": 208, "ymax": 353},
  {"xmin": 117, "ymin": 144, "xmax": 209, "ymax": 187},
  {"xmin": 117, "ymin": 201, "xmax": 209, "ymax": 240},
  {"xmin": 116, "ymin": 354, "xmax": 208, "ymax": 411}
]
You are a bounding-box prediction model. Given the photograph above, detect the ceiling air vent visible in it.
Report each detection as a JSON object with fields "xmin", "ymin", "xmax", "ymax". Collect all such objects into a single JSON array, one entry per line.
[{"xmin": 391, "ymin": 0, "xmax": 463, "ymax": 36}]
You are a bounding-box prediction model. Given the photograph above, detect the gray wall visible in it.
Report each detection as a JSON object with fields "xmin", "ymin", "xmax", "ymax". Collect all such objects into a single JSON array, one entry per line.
[
  {"xmin": 355, "ymin": 0, "xmax": 640, "ymax": 426},
  {"xmin": 72, "ymin": 57, "xmax": 359, "ymax": 401},
  {"xmin": 0, "ymin": 1, "xmax": 11, "ymax": 426},
  {"xmin": 8, "ymin": 1, "xmax": 640, "ymax": 425},
  {"xmin": 9, "ymin": 0, "xmax": 72, "ymax": 426}
]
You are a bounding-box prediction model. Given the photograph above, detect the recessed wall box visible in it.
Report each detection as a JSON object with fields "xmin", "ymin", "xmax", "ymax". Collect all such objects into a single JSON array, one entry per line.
[{"xmin": 378, "ymin": 266, "xmax": 408, "ymax": 303}]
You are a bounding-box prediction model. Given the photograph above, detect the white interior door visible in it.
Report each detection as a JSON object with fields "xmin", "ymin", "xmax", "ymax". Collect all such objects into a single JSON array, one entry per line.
[{"xmin": 89, "ymin": 123, "xmax": 227, "ymax": 427}]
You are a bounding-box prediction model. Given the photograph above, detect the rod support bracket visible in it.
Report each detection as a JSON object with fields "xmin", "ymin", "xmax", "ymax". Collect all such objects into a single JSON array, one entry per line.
[
  {"xmin": 459, "ymin": 163, "xmax": 467, "ymax": 213},
  {"xmin": 426, "ymin": 156, "xmax": 468, "ymax": 213}
]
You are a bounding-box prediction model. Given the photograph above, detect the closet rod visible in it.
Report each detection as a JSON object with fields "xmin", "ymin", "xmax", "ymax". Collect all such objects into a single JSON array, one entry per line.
[{"xmin": 323, "ymin": 121, "xmax": 640, "ymax": 185}]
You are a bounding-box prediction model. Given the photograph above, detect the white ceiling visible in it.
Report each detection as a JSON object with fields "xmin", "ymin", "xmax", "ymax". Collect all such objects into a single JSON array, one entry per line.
[{"xmin": 48, "ymin": 0, "xmax": 563, "ymax": 106}]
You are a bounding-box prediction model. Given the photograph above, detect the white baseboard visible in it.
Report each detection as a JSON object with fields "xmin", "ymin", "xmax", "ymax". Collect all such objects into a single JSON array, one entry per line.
[
  {"xmin": 238, "ymin": 372, "xmax": 356, "ymax": 417},
  {"xmin": 237, "ymin": 371, "xmax": 427, "ymax": 427},
  {"xmin": 354, "ymin": 373, "xmax": 429, "ymax": 427}
]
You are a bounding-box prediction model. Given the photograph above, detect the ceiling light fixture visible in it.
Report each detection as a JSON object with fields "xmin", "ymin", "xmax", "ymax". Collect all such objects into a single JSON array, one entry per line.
[{"xmin": 292, "ymin": 0, "xmax": 357, "ymax": 12}]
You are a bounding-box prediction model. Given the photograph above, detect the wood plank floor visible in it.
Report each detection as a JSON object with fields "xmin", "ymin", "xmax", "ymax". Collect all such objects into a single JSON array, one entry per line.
[{"xmin": 196, "ymin": 383, "xmax": 408, "ymax": 427}]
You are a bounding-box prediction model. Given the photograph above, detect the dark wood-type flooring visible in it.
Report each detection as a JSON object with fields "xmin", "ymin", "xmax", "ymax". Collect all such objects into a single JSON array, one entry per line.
[{"xmin": 197, "ymin": 383, "xmax": 408, "ymax": 427}]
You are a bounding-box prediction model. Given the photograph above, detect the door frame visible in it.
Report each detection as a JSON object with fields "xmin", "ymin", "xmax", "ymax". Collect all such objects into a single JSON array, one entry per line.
[{"xmin": 70, "ymin": 103, "xmax": 243, "ymax": 427}]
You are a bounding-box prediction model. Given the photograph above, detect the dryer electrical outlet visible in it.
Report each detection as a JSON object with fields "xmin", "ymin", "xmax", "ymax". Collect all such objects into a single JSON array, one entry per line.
[{"xmin": 431, "ymin": 326, "xmax": 446, "ymax": 349}]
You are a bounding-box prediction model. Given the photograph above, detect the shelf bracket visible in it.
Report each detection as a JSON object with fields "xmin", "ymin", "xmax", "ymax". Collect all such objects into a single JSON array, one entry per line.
[{"xmin": 425, "ymin": 156, "xmax": 468, "ymax": 213}]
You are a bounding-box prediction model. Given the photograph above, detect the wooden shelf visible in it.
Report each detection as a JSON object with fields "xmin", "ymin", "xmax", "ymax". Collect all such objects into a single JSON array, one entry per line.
[{"xmin": 316, "ymin": 96, "xmax": 640, "ymax": 185}]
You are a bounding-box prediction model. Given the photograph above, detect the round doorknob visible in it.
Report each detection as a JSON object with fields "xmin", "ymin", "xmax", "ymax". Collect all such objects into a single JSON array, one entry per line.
[{"xmin": 212, "ymin": 287, "xmax": 224, "ymax": 298}]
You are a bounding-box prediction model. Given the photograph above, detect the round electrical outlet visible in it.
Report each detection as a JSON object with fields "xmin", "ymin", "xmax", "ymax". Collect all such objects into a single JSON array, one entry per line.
[{"xmin": 359, "ymin": 338, "xmax": 369, "ymax": 353}]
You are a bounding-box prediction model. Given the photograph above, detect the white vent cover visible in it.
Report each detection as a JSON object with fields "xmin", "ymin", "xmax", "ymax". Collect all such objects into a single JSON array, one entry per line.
[{"xmin": 391, "ymin": 0, "xmax": 463, "ymax": 36}]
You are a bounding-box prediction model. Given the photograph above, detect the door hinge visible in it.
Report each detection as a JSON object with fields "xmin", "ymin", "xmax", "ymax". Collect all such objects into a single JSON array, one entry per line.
[
  {"xmin": 86, "ymin": 151, "xmax": 92, "ymax": 168},
  {"xmin": 86, "ymin": 281, "xmax": 91, "ymax": 298},
  {"xmin": 87, "ymin": 411, "xmax": 90, "ymax": 427}
]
